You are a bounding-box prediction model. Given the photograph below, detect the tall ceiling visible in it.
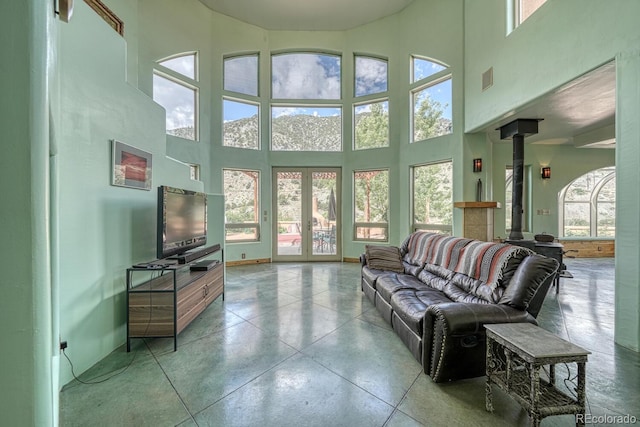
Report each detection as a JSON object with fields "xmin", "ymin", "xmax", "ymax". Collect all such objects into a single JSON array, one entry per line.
[{"xmin": 197, "ymin": 0, "xmax": 416, "ymax": 31}]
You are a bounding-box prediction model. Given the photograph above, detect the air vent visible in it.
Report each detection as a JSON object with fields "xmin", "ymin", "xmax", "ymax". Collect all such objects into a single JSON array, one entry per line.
[{"xmin": 482, "ymin": 67, "xmax": 493, "ymax": 91}]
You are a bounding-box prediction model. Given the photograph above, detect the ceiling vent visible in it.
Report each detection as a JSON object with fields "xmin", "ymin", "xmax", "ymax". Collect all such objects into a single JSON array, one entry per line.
[{"xmin": 482, "ymin": 67, "xmax": 493, "ymax": 91}]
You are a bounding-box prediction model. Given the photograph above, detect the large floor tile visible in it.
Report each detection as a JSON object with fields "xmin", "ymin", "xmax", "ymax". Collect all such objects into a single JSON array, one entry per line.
[
  {"xmin": 156, "ymin": 321, "xmax": 297, "ymax": 413},
  {"xmin": 193, "ymin": 353, "xmax": 394, "ymax": 427},
  {"xmin": 60, "ymin": 348, "xmax": 192, "ymax": 427},
  {"xmin": 304, "ymin": 317, "xmax": 422, "ymax": 405},
  {"xmin": 248, "ymin": 299, "xmax": 354, "ymax": 350},
  {"xmin": 223, "ymin": 288, "xmax": 301, "ymax": 320},
  {"xmin": 59, "ymin": 258, "xmax": 640, "ymax": 427},
  {"xmin": 145, "ymin": 301, "xmax": 245, "ymax": 356}
]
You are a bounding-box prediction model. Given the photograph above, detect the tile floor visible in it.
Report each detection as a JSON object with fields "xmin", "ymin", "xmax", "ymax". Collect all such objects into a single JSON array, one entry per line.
[{"xmin": 60, "ymin": 258, "xmax": 639, "ymax": 426}]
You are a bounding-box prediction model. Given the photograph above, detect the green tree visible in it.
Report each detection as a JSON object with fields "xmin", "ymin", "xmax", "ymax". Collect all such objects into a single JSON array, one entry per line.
[
  {"xmin": 413, "ymin": 162, "xmax": 452, "ymax": 227},
  {"xmin": 354, "ymin": 101, "xmax": 389, "ymax": 149},
  {"xmin": 413, "ymin": 91, "xmax": 450, "ymax": 141}
]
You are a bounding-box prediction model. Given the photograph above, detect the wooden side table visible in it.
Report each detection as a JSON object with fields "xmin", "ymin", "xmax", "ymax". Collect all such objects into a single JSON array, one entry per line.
[{"xmin": 485, "ymin": 323, "xmax": 590, "ymax": 427}]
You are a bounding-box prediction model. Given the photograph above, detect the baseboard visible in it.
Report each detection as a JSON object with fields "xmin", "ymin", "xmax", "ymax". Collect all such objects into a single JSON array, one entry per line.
[
  {"xmin": 226, "ymin": 258, "xmax": 271, "ymax": 267},
  {"xmin": 226, "ymin": 257, "xmax": 360, "ymax": 266}
]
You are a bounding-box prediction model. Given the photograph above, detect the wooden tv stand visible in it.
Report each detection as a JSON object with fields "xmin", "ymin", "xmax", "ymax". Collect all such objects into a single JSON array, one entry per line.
[{"xmin": 126, "ymin": 248, "xmax": 224, "ymax": 351}]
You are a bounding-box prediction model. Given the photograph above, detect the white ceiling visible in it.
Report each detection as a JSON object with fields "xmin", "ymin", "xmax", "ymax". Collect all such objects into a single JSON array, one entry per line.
[
  {"xmin": 484, "ymin": 61, "xmax": 616, "ymax": 148},
  {"xmin": 197, "ymin": 0, "xmax": 415, "ymax": 31}
]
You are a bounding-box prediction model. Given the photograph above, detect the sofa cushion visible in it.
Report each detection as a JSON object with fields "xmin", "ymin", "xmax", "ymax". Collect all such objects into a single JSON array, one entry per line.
[
  {"xmin": 499, "ymin": 254, "xmax": 559, "ymax": 310},
  {"xmin": 365, "ymin": 245, "xmax": 404, "ymax": 273},
  {"xmin": 418, "ymin": 265, "xmax": 455, "ymax": 291},
  {"xmin": 444, "ymin": 276, "xmax": 494, "ymax": 304},
  {"xmin": 361, "ymin": 265, "xmax": 394, "ymax": 290},
  {"xmin": 391, "ymin": 288, "xmax": 453, "ymax": 336},
  {"xmin": 376, "ymin": 274, "xmax": 429, "ymax": 303}
]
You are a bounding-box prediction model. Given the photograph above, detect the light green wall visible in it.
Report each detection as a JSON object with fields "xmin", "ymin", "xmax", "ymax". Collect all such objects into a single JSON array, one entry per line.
[
  {"xmin": 464, "ymin": 0, "xmax": 640, "ymax": 132},
  {"xmin": 463, "ymin": 0, "xmax": 640, "ymax": 351},
  {"xmin": 492, "ymin": 143, "xmax": 615, "ymax": 240},
  {"xmin": 0, "ymin": 1, "xmax": 55, "ymax": 425},
  {"xmin": 57, "ymin": 1, "xmax": 203, "ymax": 387}
]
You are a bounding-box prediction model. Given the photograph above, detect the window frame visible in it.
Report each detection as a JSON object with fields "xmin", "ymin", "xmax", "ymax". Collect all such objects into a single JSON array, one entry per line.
[
  {"xmin": 353, "ymin": 98, "xmax": 389, "ymax": 150},
  {"xmin": 410, "ymin": 160, "xmax": 453, "ymax": 234},
  {"xmin": 223, "ymin": 53, "xmax": 260, "ymax": 97},
  {"xmin": 223, "ymin": 168, "xmax": 261, "ymax": 243},
  {"xmin": 222, "ymin": 96, "xmax": 261, "ymax": 150},
  {"xmin": 270, "ymin": 104, "xmax": 343, "ymax": 152},
  {"xmin": 409, "ymin": 57, "xmax": 452, "ymax": 143},
  {"xmin": 505, "ymin": 165, "xmax": 531, "ymax": 233},
  {"xmin": 271, "ymin": 51, "xmax": 342, "ymax": 101},
  {"xmin": 354, "ymin": 54, "xmax": 388, "ymax": 98},
  {"xmin": 353, "ymin": 168, "xmax": 389, "ymax": 242},
  {"xmin": 153, "ymin": 52, "xmax": 200, "ymax": 142},
  {"xmin": 559, "ymin": 167, "xmax": 615, "ymax": 238},
  {"xmin": 508, "ymin": 0, "xmax": 548, "ymax": 33}
]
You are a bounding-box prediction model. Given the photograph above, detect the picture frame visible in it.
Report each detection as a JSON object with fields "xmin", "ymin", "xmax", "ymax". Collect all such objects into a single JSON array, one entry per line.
[{"xmin": 111, "ymin": 140, "xmax": 152, "ymax": 190}]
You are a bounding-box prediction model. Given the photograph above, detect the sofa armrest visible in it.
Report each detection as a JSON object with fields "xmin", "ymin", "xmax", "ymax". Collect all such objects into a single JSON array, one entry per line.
[
  {"xmin": 423, "ymin": 302, "xmax": 535, "ymax": 382},
  {"xmin": 360, "ymin": 253, "xmax": 367, "ymax": 267},
  {"xmin": 425, "ymin": 302, "xmax": 534, "ymax": 336}
]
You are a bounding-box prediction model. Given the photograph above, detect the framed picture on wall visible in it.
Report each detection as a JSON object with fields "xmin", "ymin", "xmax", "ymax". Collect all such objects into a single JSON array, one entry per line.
[{"xmin": 111, "ymin": 140, "xmax": 152, "ymax": 190}]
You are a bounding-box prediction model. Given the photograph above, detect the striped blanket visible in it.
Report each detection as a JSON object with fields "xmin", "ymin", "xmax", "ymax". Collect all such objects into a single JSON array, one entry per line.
[{"xmin": 403, "ymin": 231, "xmax": 531, "ymax": 288}]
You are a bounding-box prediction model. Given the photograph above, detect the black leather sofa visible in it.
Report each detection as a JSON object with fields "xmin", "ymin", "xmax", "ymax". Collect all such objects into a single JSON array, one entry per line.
[{"xmin": 361, "ymin": 232, "xmax": 558, "ymax": 382}]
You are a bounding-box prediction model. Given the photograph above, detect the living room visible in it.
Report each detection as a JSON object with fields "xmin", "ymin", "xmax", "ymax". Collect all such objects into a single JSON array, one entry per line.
[{"xmin": 3, "ymin": 0, "xmax": 639, "ymax": 425}]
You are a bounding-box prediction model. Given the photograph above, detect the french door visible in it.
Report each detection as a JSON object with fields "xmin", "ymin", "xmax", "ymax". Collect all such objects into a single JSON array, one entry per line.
[{"xmin": 272, "ymin": 168, "xmax": 341, "ymax": 262}]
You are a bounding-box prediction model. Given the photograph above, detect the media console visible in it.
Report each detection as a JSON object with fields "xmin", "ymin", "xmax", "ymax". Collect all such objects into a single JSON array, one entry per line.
[{"xmin": 126, "ymin": 245, "xmax": 224, "ymax": 351}]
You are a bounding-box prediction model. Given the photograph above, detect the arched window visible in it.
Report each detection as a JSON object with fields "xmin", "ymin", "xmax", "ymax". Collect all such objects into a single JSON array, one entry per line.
[
  {"xmin": 271, "ymin": 52, "xmax": 342, "ymax": 152},
  {"xmin": 223, "ymin": 53, "xmax": 260, "ymax": 150},
  {"xmin": 559, "ymin": 167, "xmax": 615, "ymax": 237},
  {"xmin": 354, "ymin": 55, "xmax": 389, "ymax": 150},
  {"xmin": 153, "ymin": 52, "xmax": 199, "ymax": 140},
  {"xmin": 410, "ymin": 56, "xmax": 452, "ymax": 142}
]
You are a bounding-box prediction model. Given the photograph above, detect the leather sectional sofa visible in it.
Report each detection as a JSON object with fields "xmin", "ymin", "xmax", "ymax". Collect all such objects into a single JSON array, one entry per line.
[{"xmin": 361, "ymin": 231, "xmax": 559, "ymax": 382}]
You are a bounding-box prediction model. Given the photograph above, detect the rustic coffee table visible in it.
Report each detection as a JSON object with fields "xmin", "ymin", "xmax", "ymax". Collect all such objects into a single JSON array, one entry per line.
[{"xmin": 485, "ymin": 323, "xmax": 590, "ymax": 427}]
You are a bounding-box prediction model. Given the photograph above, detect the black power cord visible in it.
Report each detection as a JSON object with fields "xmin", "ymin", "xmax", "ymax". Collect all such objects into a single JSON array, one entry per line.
[{"xmin": 61, "ymin": 347, "xmax": 138, "ymax": 385}]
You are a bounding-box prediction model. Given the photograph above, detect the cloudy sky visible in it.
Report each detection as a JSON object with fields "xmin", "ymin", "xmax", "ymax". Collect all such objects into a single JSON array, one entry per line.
[{"xmin": 155, "ymin": 53, "xmax": 451, "ymax": 135}]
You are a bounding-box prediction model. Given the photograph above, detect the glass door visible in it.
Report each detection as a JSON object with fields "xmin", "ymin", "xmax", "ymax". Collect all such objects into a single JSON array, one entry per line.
[{"xmin": 273, "ymin": 168, "xmax": 341, "ymax": 261}]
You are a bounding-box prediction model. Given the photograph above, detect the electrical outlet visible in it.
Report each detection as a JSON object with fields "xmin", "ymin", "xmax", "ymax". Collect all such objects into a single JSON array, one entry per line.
[
  {"xmin": 60, "ymin": 341, "xmax": 68, "ymax": 351},
  {"xmin": 241, "ymin": 253, "xmax": 246, "ymax": 259}
]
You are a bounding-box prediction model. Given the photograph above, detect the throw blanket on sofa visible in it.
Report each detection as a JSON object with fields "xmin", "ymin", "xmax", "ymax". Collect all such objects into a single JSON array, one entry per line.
[
  {"xmin": 452, "ymin": 240, "xmax": 529, "ymax": 287},
  {"xmin": 403, "ymin": 232, "xmax": 472, "ymax": 266},
  {"xmin": 402, "ymin": 231, "xmax": 532, "ymax": 290}
]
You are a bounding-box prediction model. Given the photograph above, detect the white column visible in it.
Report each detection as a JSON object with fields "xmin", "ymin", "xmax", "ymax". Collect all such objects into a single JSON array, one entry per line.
[{"xmin": 615, "ymin": 51, "xmax": 640, "ymax": 351}]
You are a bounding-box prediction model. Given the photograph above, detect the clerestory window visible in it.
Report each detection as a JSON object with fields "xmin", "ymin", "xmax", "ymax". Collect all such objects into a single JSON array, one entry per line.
[
  {"xmin": 223, "ymin": 54, "xmax": 260, "ymax": 150},
  {"xmin": 354, "ymin": 55, "xmax": 389, "ymax": 150},
  {"xmin": 410, "ymin": 56, "xmax": 452, "ymax": 142},
  {"xmin": 153, "ymin": 52, "xmax": 199, "ymax": 141}
]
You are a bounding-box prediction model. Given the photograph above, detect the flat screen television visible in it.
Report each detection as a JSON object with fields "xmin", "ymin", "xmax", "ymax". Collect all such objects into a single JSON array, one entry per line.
[{"xmin": 157, "ymin": 185, "xmax": 207, "ymax": 259}]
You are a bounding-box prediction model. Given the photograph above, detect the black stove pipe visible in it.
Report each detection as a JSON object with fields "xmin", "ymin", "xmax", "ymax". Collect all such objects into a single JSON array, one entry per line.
[{"xmin": 509, "ymin": 133, "xmax": 525, "ymax": 240}]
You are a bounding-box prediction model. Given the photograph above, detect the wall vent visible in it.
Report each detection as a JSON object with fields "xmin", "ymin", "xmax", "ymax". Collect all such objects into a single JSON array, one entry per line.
[{"xmin": 482, "ymin": 67, "xmax": 493, "ymax": 91}]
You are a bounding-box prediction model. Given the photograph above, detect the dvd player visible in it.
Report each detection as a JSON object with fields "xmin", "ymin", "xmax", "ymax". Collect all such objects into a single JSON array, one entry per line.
[{"xmin": 190, "ymin": 259, "xmax": 219, "ymax": 271}]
